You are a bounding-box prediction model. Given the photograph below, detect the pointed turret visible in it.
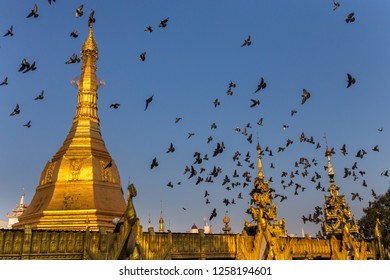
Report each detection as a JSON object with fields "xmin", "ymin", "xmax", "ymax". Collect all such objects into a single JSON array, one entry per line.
[
  {"xmin": 322, "ymin": 146, "xmax": 358, "ymax": 236},
  {"xmin": 256, "ymin": 142, "xmax": 264, "ymax": 183},
  {"xmin": 14, "ymin": 22, "xmax": 126, "ymax": 231}
]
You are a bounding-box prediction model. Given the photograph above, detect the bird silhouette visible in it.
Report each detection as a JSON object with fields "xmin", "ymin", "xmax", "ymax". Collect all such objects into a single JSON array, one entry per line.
[
  {"xmin": 144, "ymin": 25, "xmax": 153, "ymax": 33},
  {"xmin": 209, "ymin": 208, "xmax": 217, "ymax": 221},
  {"xmin": 139, "ymin": 52, "xmax": 146, "ymax": 61},
  {"xmin": 22, "ymin": 61, "xmax": 36, "ymax": 73},
  {"xmin": 0, "ymin": 77, "xmax": 8, "ymax": 86},
  {"xmin": 75, "ymin": 5, "xmax": 84, "ymax": 17},
  {"xmin": 34, "ymin": 90, "xmax": 44, "ymax": 100},
  {"xmin": 88, "ymin": 10, "xmax": 96, "ymax": 26},
  {"xmin": 250, "ymin": 99, "xmax": 260, "ymax": 108},
  {"xmin": 23, "ymin": 120, "xmax": 31, "ymax": 128},
  {"xmin": 3, "ymin": 25, "xmax": 13, "ymax": 37},
  {"xmin": 65, "ymin": 53, "xmax": 80, "ymax": 64},
  {"xmin": 167, "ymin": 181, "xmax": 174, "ymax": 188},
  {"xmin": 241, "ymin": 35, "xmax": 251, "ymax": 47},
  {"xmin": 175, "ymin": 117, "xmax": 182, "ymax": 123},
  {"xmin": 346, "ymin": 12, "xmax": 355, "ymax": 23},
  {"xmin": 291, "ymin": 109, "xmax": 297, "ymax": 116},
  {"xmin": 18, "ymin": 58, "xmax": 30, "ymax": 72},
  {"xmin": 341, "ymin": 144, "xmax": 348, "ymax": 155},
  {"xmin": 187, "ymin": 132, "xmax": 195, "ymax": 139},
  {"xmin": 254, "ymin": 77, "xmax": 267, "ymax": 93},
  {"xmin": 10, "ymin": 104, "xmax": 20, "ymax": 116},
  {"xmin": 110, "ymin": 103, "xmax": 120, "ymax": 109},
  {"xmin": 257, "ymin": 118, "xmax": 263, "ymax": 126},
  {"xmin": 159, "ymin": 17, "xmax": 169, "ymax": 28},
  {"xmin": 333, "ymin": 0, "xmax": 340, "ymax": 11},
  {"xmin": 213, "ymin": 98, "xmax": 220, "ymax": 108},
  {"xmin": 347, "ymin": 73, "xmax": 356, "ymax": 88},
  {"xmin": 70, "ymin": 30, "xmax": 78, "ymax": 38},
  {"xmin": 26, "ymin": 4, "xmax": 39, "ymax": 18},
  {"xmin": 301, "ymin": 89, "xmax": 311, "ymax": 104},
  {"xmin": 150, "ymin": 157, "xmax": 158, "ymax": 169},
  {"xmin": 144, "ymin": 95, "xmax": 154, "ymax": 111},
  {"xmin": 167, "ymin": 142, "xmax": 175, "ymax": 153}
]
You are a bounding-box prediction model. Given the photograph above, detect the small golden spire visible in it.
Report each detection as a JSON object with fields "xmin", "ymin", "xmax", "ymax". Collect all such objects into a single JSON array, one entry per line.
[
  {"xmin": 159, "ymin": 201, "xmax": 164, "ymax": 232},
  {"xmin": 257, "ymin": 141, "xmax": 264, "ymax": 182},
  {"xmin": 325, "ymin": 146, "xmax": 335, "ymax": 184},
  {"xmin": 75, "ymin": 22, "xmax": 99, "ymax": 123}
]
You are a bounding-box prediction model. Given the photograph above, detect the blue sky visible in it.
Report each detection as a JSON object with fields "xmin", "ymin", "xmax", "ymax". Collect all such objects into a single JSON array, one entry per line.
[{"xmin": 1, "ymin": 0, "xmax": 390, "ymax": 235}]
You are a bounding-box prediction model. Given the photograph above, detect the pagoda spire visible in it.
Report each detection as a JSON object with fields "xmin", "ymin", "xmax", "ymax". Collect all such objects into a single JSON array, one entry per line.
[
  {"xmin": 14, "ymin": 21, "xmax": 126, "ymax": 231},
  {"xmin": 75, "ymin": 23, "xmax": 99, "ymax": 122},
  {"xmin": 256, "ymin": 141, "xmax": 264, "ymax": 183},
  {"xmin": 325, "ymin": 146, "xmax": 335, "ymax": 184}
]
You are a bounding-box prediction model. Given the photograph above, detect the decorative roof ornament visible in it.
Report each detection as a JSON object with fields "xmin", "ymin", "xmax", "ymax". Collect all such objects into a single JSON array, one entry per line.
[{"xmin": 322, "ymin": 146, "xmax": 359, "ymax": 236}]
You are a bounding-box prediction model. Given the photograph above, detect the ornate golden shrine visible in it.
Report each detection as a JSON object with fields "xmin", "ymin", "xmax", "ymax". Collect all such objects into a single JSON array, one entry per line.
[
  {"xmin": 0, "ymin": 23, "xmax": 386, "ymax": 260},
  {"xmin": 12, "ymin": 23, "xmax": 126, "ymax": 232}
]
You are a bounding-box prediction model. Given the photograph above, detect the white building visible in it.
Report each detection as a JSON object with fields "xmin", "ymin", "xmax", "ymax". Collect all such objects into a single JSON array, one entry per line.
[{"xmin": 6, "ymin": 192, "xmax": 28, "ymax": 229}]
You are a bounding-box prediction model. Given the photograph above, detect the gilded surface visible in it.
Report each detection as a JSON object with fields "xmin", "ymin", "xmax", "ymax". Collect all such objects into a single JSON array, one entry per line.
[{"xmin": 13, "ymin": 23, "xmax": 126, "ymax": 231}]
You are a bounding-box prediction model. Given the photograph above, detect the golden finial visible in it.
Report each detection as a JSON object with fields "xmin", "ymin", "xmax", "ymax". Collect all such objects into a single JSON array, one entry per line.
[
  {"xmin": 257, "ymin": 140, "xmax": 264, "ymax": 182},
  {"xmin": 159, "ymin": 200, "xmax": 164, "ymax": 233},
  {"xmin": 82, "ymin": 22, "xmax": 98, "ymax": 55},
  {"xmin": 325, "ymin": 146, "xmax": 335, "ymax": 184}
]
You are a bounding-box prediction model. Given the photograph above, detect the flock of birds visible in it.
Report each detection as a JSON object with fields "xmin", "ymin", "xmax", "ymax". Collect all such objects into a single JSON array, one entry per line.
[{"xmin": 0, "ymin": 1, "xmax": 386, "ymax": 233}]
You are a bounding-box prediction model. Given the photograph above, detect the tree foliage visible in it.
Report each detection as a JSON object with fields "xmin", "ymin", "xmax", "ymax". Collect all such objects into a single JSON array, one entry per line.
[{"xmin": 358, "ymin": 188, "xmax": 390, "ymax": 249}]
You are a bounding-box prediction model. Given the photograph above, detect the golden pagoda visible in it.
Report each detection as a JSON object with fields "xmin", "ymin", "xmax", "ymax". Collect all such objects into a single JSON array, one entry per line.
[
  {"xmin": 13, "ymin": 22, "xmax": 126, "ymax": 231},
  {"xmin": 322, "ymin": 146, "xmax": 359, "ymax": 237}
]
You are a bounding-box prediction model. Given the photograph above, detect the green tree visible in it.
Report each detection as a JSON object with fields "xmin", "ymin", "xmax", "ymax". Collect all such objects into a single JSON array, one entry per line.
[{"xmin": 357, "ymin": 188, "xmax": 390, "ymax": 256}]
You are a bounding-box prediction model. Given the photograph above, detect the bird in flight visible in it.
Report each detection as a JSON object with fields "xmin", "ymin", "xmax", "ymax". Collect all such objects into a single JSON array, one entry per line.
[
  {"xmin": 75, "ymin": 5, "xmax": 84, "ymax": 17},
  {"xmin": 333, "ymin": 1, "xmax": 340, "ymax": 11},
  {"xmin": 209, "ymin": 208, "xmax": 217, "ymax": 221},
  {"xmin": 26, "ymin": 4, "xmax": 39, "ymax": 18},
  {"xmin": 257, "ymin": 117, "xmax": 263, "ymax": 126},
  {"xmin": 345, "ymin": 12, "xmax": 355, "ymax": 23},
  {"xmin": 213, "ymin": 98, "xmax": 220, "ymax": 108},
  {"xmin": 88, "ymin": 10, "xmax": 96, "ymax": 26},
  {"xmin": 70, "ymin": 30, "xmax": 78, "ymax": 38},
  {"xmin": 144, "ymin": 25, "xmax": 153, "ymax": 33},
  {"xmin": 159, "ymin": 17, "xmax": 169, "ymax": 28},
  {"xmin": 34, "ymin": 90, "xmax": 44, "ymax": 100},
  {"xmin": 241, "ymin": 35, "xmax": 251, "ymax": 47},
  {"xmin": 10, "ymin": 104, "xmax": 20, "ymax": 116},
  {"xmin": 378, "ymin": 127, "xmax": 383, "ymax": 132},
  {"xmin": 250, "ymin": 99, "xmax": 260, "ymax": 108},
  {"xmin": 18, "ymin": 58, "xmax": 30, "ymax": 72},
  {"xmin": 0, "ymin": 77, "xmax": 8, "ymax": 86},
  {"xmin": 254, "ymin": 77, "xmax": 267, "ymax": 93},
  {"xmin": 139, "ymin": 52, "xmax": 146, "ymax": 61},
  {"xmin": 291, "ymin": 109, "xmax": 297, "ymax": 116},
  {"xmin": 65, "ymin": 53, "xmax": 80, "ymax": 64},
  {"xmin": 145, "ymin": 95, "xmax": 154, "ymax": 111},
  {"xmin": 150, "ymin": 157, "xmax": 158, "ymax": 169},
  {"xmin": 23, "ymin": 120, "xmax": 31, "ymax": 128},
  {"xmin": 110, "ymin": 103, "xmax": 120, "ymax": 109},
  {"xmin": 347, "ymin": 73, "xmax": 356, "ymax": 88},
  {"xmin": 3, "ymin": 25, "xmax": 13, "ymax": 37},
  {"xmin": 301, "ymin": 89, "xmax": 311, "ymax": 105},
  {"xmin": 167, "ymin": 142, "xmax": 175, "ymax": 153},
  {"xmin": 22, "ymin": 61, "xmax": 37, "ymax": 73},
  {"xmin": 175, "ymin": 117, "xmax": 182, "ymax": 123}
]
